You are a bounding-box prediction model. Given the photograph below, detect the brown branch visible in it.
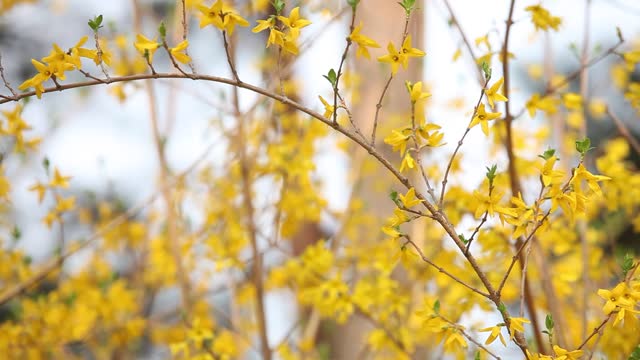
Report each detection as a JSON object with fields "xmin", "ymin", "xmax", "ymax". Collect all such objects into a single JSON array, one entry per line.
[{"xmin": 499, "ymin": 0, "xmax": 546, "ymax": 354}]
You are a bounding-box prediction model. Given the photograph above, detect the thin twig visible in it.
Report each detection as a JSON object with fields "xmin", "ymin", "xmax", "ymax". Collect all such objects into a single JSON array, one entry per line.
[
  {"xmin": 227, "ymin": 27, "xmax": 271, "ymax": 357},
  {"xmin": 338, "ymin": 92, "xmax": 367, "ymax": 142},
  {"xmin": 222, "ymin": 31, "xmax": 240, "ymax": 82},
  {"xmin": 409, "ymin": 102, "xmax": 438, "ymax": 202},
  {"xmin": 438, "ymin": 315, "xmax": 502, "ymax": 360},
  {"xmin": 543, "ymin": 32, "xmax": 623, "ymax": 98},
  {"xmin": 439, "ymin": 76, "xmax": 490, "ymax": 209},
  {"xmin": 145, "ymin": 78, "xmax": 193, "ymax": 309},
  {"xmin": 607, "ymin": 107, "xmax": 640, "ymax": 155},
  {"xmin": 578, "ymin": 263, "xmax": 640, "ymax": 351},
  {"xmin": 78, "ymin": 68, "xmax": 107, "ymax": 83},
  {"xmin": 441, "ymin": 0, "xmax": 483, "ymax": 83},
  {"xmin": 578, "ymin": 0, "xmax": 593, "ymax": 341},
  {"xmin": 465, "ymin": 211, "xmax": 488, "ymax": 255},
  {"xmin": 332, "ymin": 9, "xmax": 357, "ymax": 124},
  {"xmin": 93, "ymin": 30, "xmax": 111, "ymax": 80},
  {"xmin": 371, "ymin": 74, "xmax": 393, "ymax": 145},
  {"xmin": 370, "ymin": 13, "xmax": 412, "ymax": 145},
  {"xmin": 497, "ymin": 211, "xmax": 551, "ymax": 295},
  {"xmin": 577, "ymin": 315, "xmax": 611, "ymax": 350},
  {"xmin": 403, "ymin": 236, "xmax": 491, "ymax": 299},
  {"xmin": 180, "ymin": 0, "xmax": 188, "ymax": 41},
  {"xmin": 519, "ymin": 241, "xmax": 533, "ymax": 317},
  {"xmin": 353, "ymin": 305, "xmax": 412, "ymax": 356},
  {"xmin": 499, "ymin": 0, "xmax": 546, "ymax": 353},
  {"xmin": 0, "ymin": 137, "xmax": 216, "ymax": 306},
  {"xmin": 0, "ymin": 51, "xmax": 17, "ymax": 97},
  {"xmin": 162, "ymin": 40, "xmax": 194, "ymax": 78},
  {"xmin": 501, "ymin": 0, "xmax": 521, "ymax": 197}
]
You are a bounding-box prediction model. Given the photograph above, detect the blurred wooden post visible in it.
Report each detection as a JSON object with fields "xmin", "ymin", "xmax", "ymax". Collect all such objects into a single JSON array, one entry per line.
[{"xmin": 325, "ymin": 1, "xmax": 425, "ymax": 358}]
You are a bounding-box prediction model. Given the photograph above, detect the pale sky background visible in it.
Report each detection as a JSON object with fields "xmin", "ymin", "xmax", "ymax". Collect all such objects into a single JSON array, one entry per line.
[{"xmin": 2, "ymin": 0, "xmax": 640, "ymax": 358}]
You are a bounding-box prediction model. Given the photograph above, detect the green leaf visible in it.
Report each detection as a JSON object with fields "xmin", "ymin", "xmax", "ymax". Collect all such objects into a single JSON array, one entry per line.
[
  {"xmin": 63, "ymin": 292, "xmax": 78, "ymax": 306},
  {"xmin": 497, "ymin": 302, "xmax": 507, "ymax": 314},
  {"xmin": 88, "ymin": 14, "xmax": 103, "ymax": 31},
  {"xmin": 616, "ymin": 27, "xmax": 624, "ymax": 42},
  {"xmin": 594, "ymin": 43, "xmax": 603, "ymax": 54},
  {"xmin": 11, "ymin": 226, "xmax": 21, "ymax": 242},
  {"xmin": 389, "ymin": 190, "xmax": 399, "ymax": 203},
  {"xmin": 575, "ymin": 137, "xmax": 594, "ymax": 156},
  {"xmin": 622, "ymin": 252, "xmax": 635, "ymax": 277},
  {"xmin": 474, "ymin": 352, "xmax": 481, "ymax": 360},
  {"xmin": 481, "ymin": 61, "xmax": 492, "ymax": 80},
  {"xmin": 271, "ymin": 0, "xmax": 285, "ymax": 14},
  {"xmin": 629, "ymin": 344, "xmax": 640, "ymax": 360},
  {"xmin": 485, "ymin": 164, "xmax": 497, "ymax": 186},
  {"xmin": 433, "ymin": 299, "xmax": 440, "ymax": 314},
  {"xmin": 323, "ymin": 69, "xmax": 337, "ymax": 87},
  {"xmin": 569, "ymin": 42, "xmax": 580, "ymax": 60},
  {"xmin": 42, "ymin": 157, "xmax": 50, "ymax": 172},
  {"xmin": 545, "ymin": 314, "xmax": 554, "ymax": 331},
  {"xmin": 459, "ymin": 234, "xmax": 469, "ymax": 245},
  {"xmin": 347, "ymin": 0, "xmax": 359, "ymax": 9},
  {"xmin": 158, "ymin": 21, "xmax": 167, "ymax": 38},
  {"xmin": 398, "ymin": 0, "xmax": 416, "ymax": 14},
  {"xmin": 318, "ymin": 343, "xmax": 331, "ymax": 360},
  {"xmin": 538, "ymin": 148, "xmax": 556, "ymax": 160},
  {"xmin": 405, "ymin": 80, "xmax": 413, "ymax": 94}
]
